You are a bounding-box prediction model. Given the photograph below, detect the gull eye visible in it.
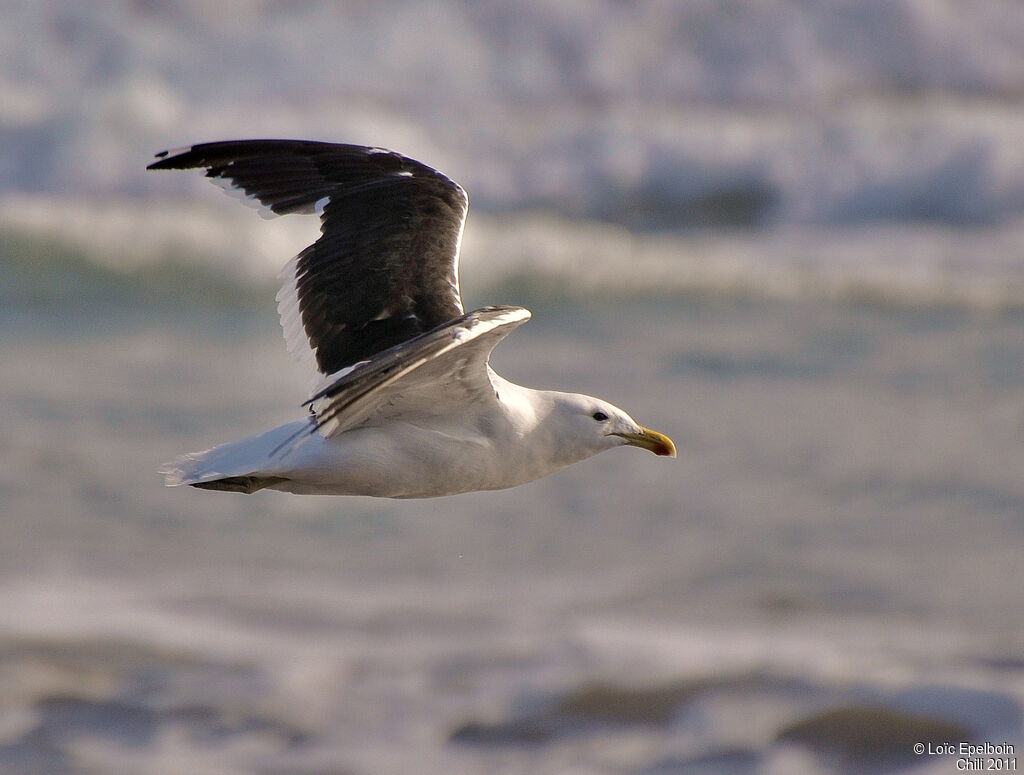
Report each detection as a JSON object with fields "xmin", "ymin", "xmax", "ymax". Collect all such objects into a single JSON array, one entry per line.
[{"xmin": 592, "ymin": 411, "xmax": 609, "ymax": 422}]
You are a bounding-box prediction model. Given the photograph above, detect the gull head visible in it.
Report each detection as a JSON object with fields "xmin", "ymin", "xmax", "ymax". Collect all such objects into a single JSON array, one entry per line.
[{"xmin": 550, "ymin": 393, "xmax": 676, "ymax": 459}]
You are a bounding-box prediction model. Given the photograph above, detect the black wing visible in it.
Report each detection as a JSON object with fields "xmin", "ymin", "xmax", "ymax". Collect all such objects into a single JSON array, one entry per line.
[{"xmin": 149, "ymin": 140, "xmax": 468, "ymax": 375}]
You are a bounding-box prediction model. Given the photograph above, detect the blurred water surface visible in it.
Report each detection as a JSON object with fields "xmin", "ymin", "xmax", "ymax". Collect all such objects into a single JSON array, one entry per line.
[
  {"xmin": 2, "ymin": 2, "xmax": 1024, "ymax": 772},
  {"xmin": 0, "ymin": 293, "xmax": 1021, "ymax": 773}
]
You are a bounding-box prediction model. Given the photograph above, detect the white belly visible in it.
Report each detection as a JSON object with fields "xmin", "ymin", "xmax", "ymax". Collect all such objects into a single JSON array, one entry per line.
[{"xmin": 269, "ymin": 423, "xmax": 524, "ymax": 498}]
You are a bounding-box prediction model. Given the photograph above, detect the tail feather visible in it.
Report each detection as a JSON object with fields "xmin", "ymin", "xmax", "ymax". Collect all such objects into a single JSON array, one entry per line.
[
  {"xmin": 160, "ymin": 451, "xmax": 215, "ymax": 487},
  {"xmin": 160, "ymin": 421, "xmax": 309, "ymax": 493}
]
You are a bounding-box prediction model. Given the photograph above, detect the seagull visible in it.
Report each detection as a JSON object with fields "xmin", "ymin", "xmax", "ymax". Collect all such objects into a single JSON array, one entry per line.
[{"xmin": 150, "ymin": 140, "xmax": 675, "ymax": 497}]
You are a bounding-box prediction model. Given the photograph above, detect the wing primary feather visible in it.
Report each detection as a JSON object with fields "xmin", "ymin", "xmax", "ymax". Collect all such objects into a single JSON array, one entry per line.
[{"xmin": 149, "ymin": 139, "xmax": 470, "ymax": 375}]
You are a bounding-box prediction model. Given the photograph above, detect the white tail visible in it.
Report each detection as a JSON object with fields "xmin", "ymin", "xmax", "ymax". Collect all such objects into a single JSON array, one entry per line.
[{"xmin": 160, "ymin": 420, "xmax": 310, "ymax": 490}]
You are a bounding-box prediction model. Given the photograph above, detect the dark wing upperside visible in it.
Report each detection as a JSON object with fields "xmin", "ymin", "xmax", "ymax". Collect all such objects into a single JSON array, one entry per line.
[{"xmin": 148, "ymin": 140, "xmax": 468, "ymax": 375}]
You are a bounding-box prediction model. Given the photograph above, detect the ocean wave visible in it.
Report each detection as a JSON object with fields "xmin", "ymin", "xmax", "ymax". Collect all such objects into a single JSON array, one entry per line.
[
  {"xmin": 5, "ymin": 196, "xmax": 1024, "ymax": 312},
  {"xmin": 3, "ymin": 2, "xmax": 1024, "ymax": 230}
]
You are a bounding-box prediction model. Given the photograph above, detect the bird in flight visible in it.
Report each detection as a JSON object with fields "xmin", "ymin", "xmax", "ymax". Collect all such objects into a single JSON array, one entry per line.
[{"xmin": 151, "ymin": 140, "xmax": 675, "ymax": 497}]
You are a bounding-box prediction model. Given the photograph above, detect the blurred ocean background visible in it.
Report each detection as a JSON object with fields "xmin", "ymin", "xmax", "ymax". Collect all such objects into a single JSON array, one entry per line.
[{"xmin": 2, "ymin": 2, "xmax": 1023, "ymax": 773}]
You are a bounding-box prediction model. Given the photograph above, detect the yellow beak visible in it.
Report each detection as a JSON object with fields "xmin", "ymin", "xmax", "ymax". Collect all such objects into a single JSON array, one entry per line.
[{"xmin": 615, "ymin": 427, "xmax": 677, "ymax": 458}]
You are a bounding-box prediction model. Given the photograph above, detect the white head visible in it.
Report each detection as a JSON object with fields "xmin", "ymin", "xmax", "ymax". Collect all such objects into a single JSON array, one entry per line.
[{"xmin": 542, "ymin": 391, "xmax": 676, "ymax": 464}]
